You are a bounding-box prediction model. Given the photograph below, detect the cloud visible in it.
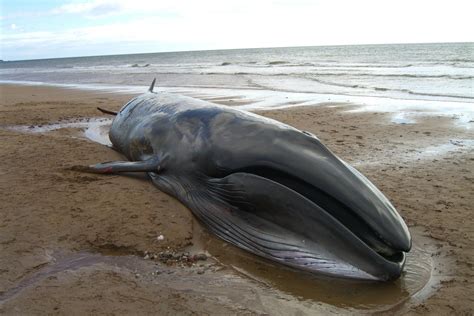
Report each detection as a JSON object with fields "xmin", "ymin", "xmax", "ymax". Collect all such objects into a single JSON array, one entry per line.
[
  {"xmin": 50, "ymin": 0, "xmax": 187, "ymax": 18},
  {"xmin": 1, "ymin": 0, "xmax": 473, "ymax": 60},
  {"xmin": 52, "ymin": 0, "xmax": 123, "ymax": 17}
]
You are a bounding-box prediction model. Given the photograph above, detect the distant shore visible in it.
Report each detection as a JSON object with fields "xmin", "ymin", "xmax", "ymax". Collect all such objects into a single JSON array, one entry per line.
[{"xmin": 0, "ymin": 84, "xmax": 473, "ymax": 314}]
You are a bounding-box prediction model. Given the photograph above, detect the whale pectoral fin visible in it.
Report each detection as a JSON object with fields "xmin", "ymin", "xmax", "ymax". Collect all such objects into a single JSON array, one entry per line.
[
  {"xmin": 82, "ymin": 157, "xmax": 161, "ymax": 174},
  {"xmin": 97, "ymin": 107, "xmax": 118, "ymax": 115}
]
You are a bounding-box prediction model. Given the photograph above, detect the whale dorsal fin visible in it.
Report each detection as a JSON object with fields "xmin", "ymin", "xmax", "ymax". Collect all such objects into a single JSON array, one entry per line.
[{"xmin": 148, "ymin": 78, "xmax": 156, "ymax": 93}]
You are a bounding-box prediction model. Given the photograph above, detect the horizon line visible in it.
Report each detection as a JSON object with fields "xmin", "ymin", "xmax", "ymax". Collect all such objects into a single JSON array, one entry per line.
[{"xmin": 1, "ymin": 41, "xmax": 472, "ymax": 63}]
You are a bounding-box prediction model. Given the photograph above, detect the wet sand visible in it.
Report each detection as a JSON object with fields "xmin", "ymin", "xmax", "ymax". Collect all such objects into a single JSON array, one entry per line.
[{"xmin": 0, "ymin": 84, "xmax": 473, "ymax": 314}]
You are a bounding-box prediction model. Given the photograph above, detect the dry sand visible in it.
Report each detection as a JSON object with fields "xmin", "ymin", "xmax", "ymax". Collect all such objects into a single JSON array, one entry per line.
[{"xmin": 0, "ymin": 84, "xmax": 473, "ymax": 315}]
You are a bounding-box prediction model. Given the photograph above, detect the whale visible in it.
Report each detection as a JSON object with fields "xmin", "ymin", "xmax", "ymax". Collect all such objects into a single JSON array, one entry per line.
[{"xmin": 87, "ymin": 79, "xmax": 411, "ymax": 281}]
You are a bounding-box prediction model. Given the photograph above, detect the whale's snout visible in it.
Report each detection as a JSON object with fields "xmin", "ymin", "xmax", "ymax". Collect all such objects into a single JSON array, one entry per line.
[
  {"xmin": 214, "ymin": 129, "xmax": 412, "ymax": 280},
  {"xmin": 334, "ymin": 160, "xmax": 412, "ymax": 255},
  {"xmin": 280, "ymin": 134, "xmax": 412, "ymax": 273}
]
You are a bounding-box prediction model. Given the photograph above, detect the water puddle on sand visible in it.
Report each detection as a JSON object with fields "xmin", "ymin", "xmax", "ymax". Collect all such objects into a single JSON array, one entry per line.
[
  {"xmin": 0, "ymin": 225, "xmax": 440, "ymax": 313},
  {"xmin": 3, "ymin": 117, "xmax": 112, "ymax": 146},
  {"xmin": 186, "ymin": 222, "xmax": 440, "ymax": 312},
  {"xmin": 0, "ymin": 252, "xmax": 135, "ymax": 304}
]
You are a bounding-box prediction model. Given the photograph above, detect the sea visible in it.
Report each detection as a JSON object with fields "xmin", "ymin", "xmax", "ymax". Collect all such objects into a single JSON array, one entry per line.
[{"xmin": 1, "ymin": 42, "xmax": 473, "ymax": 125}]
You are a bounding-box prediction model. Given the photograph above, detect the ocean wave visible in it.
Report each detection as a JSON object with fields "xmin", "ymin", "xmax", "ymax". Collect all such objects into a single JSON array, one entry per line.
[
  {"xmin": 320, "ymin": 63, "xmax": 414, "ymax": 68},
  {"xmin": 229, "ymin": 71, "xmax": 473, "ymax": 81},
  {"xmin": 298, "ymin": 75, "xmax": 473, "ymax": 100},
  {"xmin": 219, "ymin": 61, "xmax": 260, "ymax": 66},
  {"xmin": 151, "ymin": 69, "xmax": 474, "ymax": 81},
  {"xmin": 302, "ymin": 76, "xmax": 360, "ymax": 89},
  {"xmin": 268, "ymin": 61, "xmax": 289, "ymax": 65},
  {"xmin": 404, "ymin": 90, "xmax": 474, "ymax": 100},
  {"xmin": 183, "ymin": 69, "xmax": 474, "ymax": 81},
  {"xmin": 452, "ymin": 63, "xmax": 474, "ymax": 69},
  {"xmin": 130, "ymin": 63, "xmax": 150, "ymax": 68},
  {"xmin": 265, "ymin": 61, "xmax": 416, "ymax": 68},
  {"xmin": 275, "ymin": 62, "xmax": 416, "ymax": 68},
  {"xmin": 250, "ymin": 77, "xmax": 474, "ymax": 103},
  {"xmin": 3, "ymin": 64, "xmax": 472, "ymax": 83},
  {"xmin": 318, "ymin": 73, "xmax": 474, "ymax": 80},
  {"xmin": 448, "ymin": 58, "xmax": 474, "ymax": 63}
]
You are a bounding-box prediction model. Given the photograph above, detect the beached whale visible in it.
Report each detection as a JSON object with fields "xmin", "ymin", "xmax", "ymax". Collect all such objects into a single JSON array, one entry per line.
[{"xmin": 87, "ymin": 79, "xmax": 411, "ymax": 281}]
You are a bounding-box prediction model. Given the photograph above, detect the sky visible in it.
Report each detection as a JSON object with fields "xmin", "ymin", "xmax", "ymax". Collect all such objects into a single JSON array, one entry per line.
[{"xmin": 1, "ymin": 0, "xmax": 473, "ymax": 61}]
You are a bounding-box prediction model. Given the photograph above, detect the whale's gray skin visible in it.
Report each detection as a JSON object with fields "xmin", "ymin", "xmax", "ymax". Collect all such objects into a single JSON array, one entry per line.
[{"xmin": 90, "ymin": 81, "xmax": 411, "ymax": 281}]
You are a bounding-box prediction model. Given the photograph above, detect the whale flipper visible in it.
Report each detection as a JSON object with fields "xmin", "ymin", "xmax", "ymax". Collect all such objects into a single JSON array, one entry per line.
[
  {"xmin": 97, "ymin": 107, "xmax": 118, "ymax": 115},
  {"xmin": 86, "ymin": 157, "xmax": 161, "ymax": 174}
]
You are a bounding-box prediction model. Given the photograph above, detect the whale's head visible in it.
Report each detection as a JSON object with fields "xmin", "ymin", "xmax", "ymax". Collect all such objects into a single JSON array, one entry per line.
[{"xmin": 188, "ymin": 115, "xmax": 412, "ymax": 281}]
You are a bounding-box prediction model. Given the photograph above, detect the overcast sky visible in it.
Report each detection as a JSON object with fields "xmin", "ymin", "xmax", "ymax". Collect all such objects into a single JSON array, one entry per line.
[{"xmin": 1, "ymin": 0, "xmax": 473, "ymax": 61}]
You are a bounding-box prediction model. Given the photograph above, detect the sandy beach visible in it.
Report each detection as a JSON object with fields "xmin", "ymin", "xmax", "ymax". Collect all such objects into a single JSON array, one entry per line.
[{"xmin": 0, "ymin": 83, "xmax": 473, "ymax": 314}]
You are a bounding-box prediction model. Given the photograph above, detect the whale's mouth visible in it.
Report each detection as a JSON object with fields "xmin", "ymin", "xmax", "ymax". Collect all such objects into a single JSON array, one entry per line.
[{"xmin": 231, "ymin": 166, "xmax": 406, "ymax": 266}]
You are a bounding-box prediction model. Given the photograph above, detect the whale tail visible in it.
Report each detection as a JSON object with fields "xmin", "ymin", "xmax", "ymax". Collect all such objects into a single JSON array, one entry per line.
[{"xmin": 148, "ymin": 78, "xmax": 156, "ymax": 93}]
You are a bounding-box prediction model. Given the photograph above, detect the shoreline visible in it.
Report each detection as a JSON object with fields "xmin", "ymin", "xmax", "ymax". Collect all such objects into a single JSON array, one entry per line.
[
  {"xmin": 0, "ymin": 84, "xmax": 473, "ymax": 314},
  {"xmin": 1, "ymin": 80, "xmax": 473, "ymax": 127}
]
